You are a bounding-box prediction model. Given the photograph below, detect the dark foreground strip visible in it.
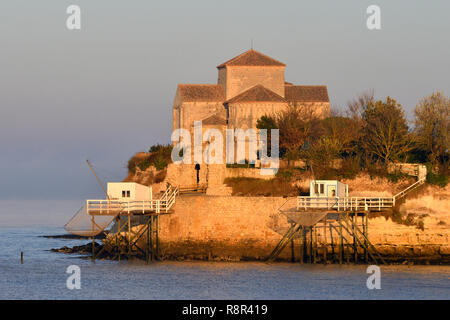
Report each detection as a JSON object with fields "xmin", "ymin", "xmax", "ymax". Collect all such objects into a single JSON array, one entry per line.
[{"xmin": 0, "ymin": 300, "xmax": 446, "ymax": 318}]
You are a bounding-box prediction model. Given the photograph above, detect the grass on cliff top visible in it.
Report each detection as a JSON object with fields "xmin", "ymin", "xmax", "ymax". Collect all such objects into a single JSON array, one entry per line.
[
  {"xmin": 223, "ymin": 176, "xmax": 300, "ymax": 197},
  {"xmin": 127, "ymin": 144, "xmax": 173, "ymax": 173}
]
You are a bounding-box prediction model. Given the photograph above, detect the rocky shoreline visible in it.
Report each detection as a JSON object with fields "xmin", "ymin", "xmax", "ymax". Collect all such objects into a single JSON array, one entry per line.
[
  {"xmin": 50, "ymin": 241, "xmax": 450, "ymax": 265},
  {"xmin": 42, "ymin": 233, "xmax": 106, "ymax": 240}
]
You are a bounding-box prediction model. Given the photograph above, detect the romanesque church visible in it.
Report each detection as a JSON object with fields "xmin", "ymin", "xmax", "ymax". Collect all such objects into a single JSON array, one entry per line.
[{"xmin": 172, "ymin": 49, "xmax": 330, "ymax": 136}]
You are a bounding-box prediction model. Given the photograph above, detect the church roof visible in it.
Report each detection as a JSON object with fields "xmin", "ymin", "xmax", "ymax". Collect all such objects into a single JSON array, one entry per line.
[
  {"xmin": 201, "ymin": 113, "xmax": 227, "ymax": 126},
  {"xmin": 177, "ymin": 84, "xmax": 224, "ymax": 102},
  {"xmin": 285, "ymin": 85, "xmax": 329, "ymax": 102},
  {"xmin": 225, "ymin": 85, "xmax": 287, "ymax": 104},
  {"xmin": 217, "ymin": 49, "xmax": 286, "ymax": 68}
]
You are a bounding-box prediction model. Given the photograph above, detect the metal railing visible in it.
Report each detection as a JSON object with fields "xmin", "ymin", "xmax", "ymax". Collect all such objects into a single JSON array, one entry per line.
[
  {"xmin": 86, "ymin": 186, "xmax": 179, "ymax": 215},
  {"xmin": 178, "ymin": 184, "xmax": 207, "ymax": 194},
  {"xmin": 296, "ymin": 196, "xmax": 394, "ymax": 212},
  {"xmin": 393, "ymin": 177, "xmax": 425, "ymax": 202}
]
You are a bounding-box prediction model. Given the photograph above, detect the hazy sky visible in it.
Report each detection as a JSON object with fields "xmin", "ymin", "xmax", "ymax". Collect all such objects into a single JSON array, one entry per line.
[{"xmin": 1, "ymin": 0, "xmax": 449, "ymax": 201}]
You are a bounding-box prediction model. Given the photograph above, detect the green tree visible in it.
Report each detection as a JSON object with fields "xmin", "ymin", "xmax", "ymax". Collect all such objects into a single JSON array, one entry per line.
[{"xmin": 256, "ymin": 115, "xmax": 278, "ymax": 157}]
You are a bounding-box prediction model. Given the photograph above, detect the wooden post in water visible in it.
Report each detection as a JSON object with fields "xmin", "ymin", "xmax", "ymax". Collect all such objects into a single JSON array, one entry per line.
[
  {"xmin": 21, "ymin": 252, "xmax": 23, "ymax": 264},
  {"xmin": 92, "ymin": 237, "xmax": 95, "ymax": 263}
]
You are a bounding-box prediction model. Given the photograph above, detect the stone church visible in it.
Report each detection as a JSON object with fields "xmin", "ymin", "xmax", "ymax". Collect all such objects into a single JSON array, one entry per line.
[{"xmin": 172, "ymin": 49, "xmax": 330, "ymax": 136}]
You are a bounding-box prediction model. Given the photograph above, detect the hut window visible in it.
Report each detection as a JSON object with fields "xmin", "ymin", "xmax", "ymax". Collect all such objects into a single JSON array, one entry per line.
[
  {"xmin": 314, "ymin": 183, "xmax": 325, "ymax": 195},
  {"xmin": 122, "ymin": 191, "xmax": 126, "ymax": 197},
  {"xmin": 122, "ymin": 190, "xmax": 131, "ymax": 198},
  {"xmin": 127, "ymin": 191, "xmax": 130, "ymax": 197}
]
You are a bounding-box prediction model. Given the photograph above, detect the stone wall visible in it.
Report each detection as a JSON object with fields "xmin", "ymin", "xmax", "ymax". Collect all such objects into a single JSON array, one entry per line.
[
  {"xmin": 173, "ymin": 101, "xmax": 226, "ymax": 134},
  {"xmin": 224, "ymin": 66, "xmax": 285, "ymax": 100},
  {"xmin": 157, "ymin": 195, "xmax": 291, "ymax": 260},
  {"xmin": 388, "ymin": 163, "xmax": 427, "ymax": 180},
  {"xmin": 106, "ymin": 183, "xmax": 450, "ymax": 262},
  {"xmin": 133, "ymin": 193, "xmax": 450, "ymax": 262}
]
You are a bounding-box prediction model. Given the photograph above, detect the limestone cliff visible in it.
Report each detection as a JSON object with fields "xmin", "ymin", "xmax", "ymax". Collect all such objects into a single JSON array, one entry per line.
[{"xmin": 117, "ymin": 163, "xmax": 449, "ymax": 263}]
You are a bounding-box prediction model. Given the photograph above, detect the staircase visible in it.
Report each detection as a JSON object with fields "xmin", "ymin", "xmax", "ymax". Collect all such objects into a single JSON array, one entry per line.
[{"xmin": 393, "ymin": 177, "xmax": 426, "ymax": 203}]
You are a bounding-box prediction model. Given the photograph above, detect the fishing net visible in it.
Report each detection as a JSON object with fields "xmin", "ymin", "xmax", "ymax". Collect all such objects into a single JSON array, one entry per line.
[{"xmin": 64, "ymin": 205, "xmax": 118, "ymax": 237}]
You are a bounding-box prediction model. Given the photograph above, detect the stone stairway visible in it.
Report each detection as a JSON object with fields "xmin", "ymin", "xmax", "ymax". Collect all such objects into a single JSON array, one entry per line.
[{"xmin": 205, "ymin": 164, "xmax": 233, "ymax": 196}]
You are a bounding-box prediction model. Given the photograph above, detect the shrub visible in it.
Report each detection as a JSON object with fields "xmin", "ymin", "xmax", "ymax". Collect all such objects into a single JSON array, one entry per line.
[
  {"xmin": 153, "ymin": 155, "xmax": 168, "ymax": 171},
  {"xmin": 127, "ymin": 144, "xmax": 173, "ymax": 174},
  {"xmin": 137, "ymin": 159, "xmax": 151, "ymax": 171},
  {"xmin": 276, "ymin": 169, "xmax": 294, "ymax": 180},
  {"xmin": 386, "ymin": 171, "xmax": 409, "ymax": 183},
  {"xmin": 426, "ymin": 172, "xmax": 448, "ymax": 187},
  {"xmin": 223, "ymin": 177, "xmax": 299, "ymax": 197}
]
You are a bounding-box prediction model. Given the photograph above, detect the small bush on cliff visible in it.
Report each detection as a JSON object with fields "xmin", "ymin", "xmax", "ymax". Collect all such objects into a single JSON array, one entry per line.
[
  {"xmin": 426, "ymin": 171, "xmax": 448, "ymax": 187},
  {"xmin": 153, "ymin": 155, "xmax": 168, "ymax": 171},
  {"xmin": 127, "ymin": 144, "xmax": 173, "ymax": 174}
]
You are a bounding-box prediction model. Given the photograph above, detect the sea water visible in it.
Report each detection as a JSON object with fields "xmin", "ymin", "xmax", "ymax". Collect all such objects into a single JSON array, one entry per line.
[{"xmin": 0, "ymin": 226, "xmax": 449, "ymax": 300}]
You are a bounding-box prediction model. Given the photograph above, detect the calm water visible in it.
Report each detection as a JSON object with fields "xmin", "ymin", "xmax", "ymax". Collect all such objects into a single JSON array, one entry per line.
[{"xmin": 0, "ymin": 226, "xmax": 449, "ymax": 300}]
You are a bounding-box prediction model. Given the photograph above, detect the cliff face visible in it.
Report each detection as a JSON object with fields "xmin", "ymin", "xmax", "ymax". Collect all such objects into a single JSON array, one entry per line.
[{"xmin": 116, "ymin": 164, "xmax": 450, "ymax": 263}]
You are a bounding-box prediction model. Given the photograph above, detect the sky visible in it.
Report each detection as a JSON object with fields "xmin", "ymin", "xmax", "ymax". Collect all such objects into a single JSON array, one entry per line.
[{"xmin": 1, "ymin": 0, "xmax": 449, "ymax": 203}]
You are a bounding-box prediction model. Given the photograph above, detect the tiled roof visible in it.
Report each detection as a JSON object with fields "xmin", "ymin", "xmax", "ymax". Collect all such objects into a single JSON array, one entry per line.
[
  {"xmin": 225, "ymin": 85, "xmax": 287, "ymax": 104},
  {"xmin": 217, "ymin": 49, "xmax": 286, "ymax": 68},
  {"xmin": 201, "ymin": 113, "xmax": 227, "ymax": 126},
  {"xmin": 285, "ymin": 85, "xmax": 329, "ymax": 102},
  {"xmin": 178, "ymin": 84, "xmax": 224, "ymax": 102}
]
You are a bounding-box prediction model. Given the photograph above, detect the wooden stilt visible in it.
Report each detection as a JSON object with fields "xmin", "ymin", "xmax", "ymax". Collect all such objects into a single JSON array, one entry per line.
[
  {"xmin": 339, "ymin": 214, "xmax": 343, "ymax": 265},
  {"xmin": 323, "ymin": 219, "xmax": 327, "ymax": 265},
  {"xmin": 313, "ymin": 226, "xmax": 317, "ymax": 264},
  {"xmin": 365, "ymin": 213, "xmax": 369, "ymax": 263},
  {"xmin": 290, "ymin": 238, "xmax": 295, "ymax": 262},
  {"xmin": 117, "ymin": 218, "xmax": 121, "ymax": 261},
  {"xmin": 353, "ymin": 214, "xmax": 358, "ymax": 263},
  {"xmin": 127, "ymin": 215, "xmax": 131, "ymax": 259},
  {"xmin": 146, "ymin": 216, "xmax": 150, "ymax": 264},
  {"xmin": 309, "ymin": 228, "xmax": 313, "ymax": 264},
  {"xmin": 329, "ymin": 223, "xmax": 335, "ymax": 263},
  {"xmin": 156, "ymin": 214, "xmax": 160, "ymax": 260},
  {"xmin": 299, "ymin": 227, "xmax": 304, "ymax": 264}
]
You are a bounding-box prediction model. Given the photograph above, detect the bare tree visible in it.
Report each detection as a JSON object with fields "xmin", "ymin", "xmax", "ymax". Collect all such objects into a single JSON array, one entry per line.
[
  {"xmin": 275, "ymin": 103, "xmax": 323, "ymax": 162},
  {"xmin": 346, "ymin": 90, "xmax": 375, "ymax": 124},
  {"xmin": 361, "ymin": 97, "xmax": 412, "ymax": 163}
]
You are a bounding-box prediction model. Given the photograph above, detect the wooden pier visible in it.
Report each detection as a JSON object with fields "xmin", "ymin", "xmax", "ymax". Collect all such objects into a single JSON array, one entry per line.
[{"xmin": 267, "ymin": 175, "xmax": 425, "ymax": 264}]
